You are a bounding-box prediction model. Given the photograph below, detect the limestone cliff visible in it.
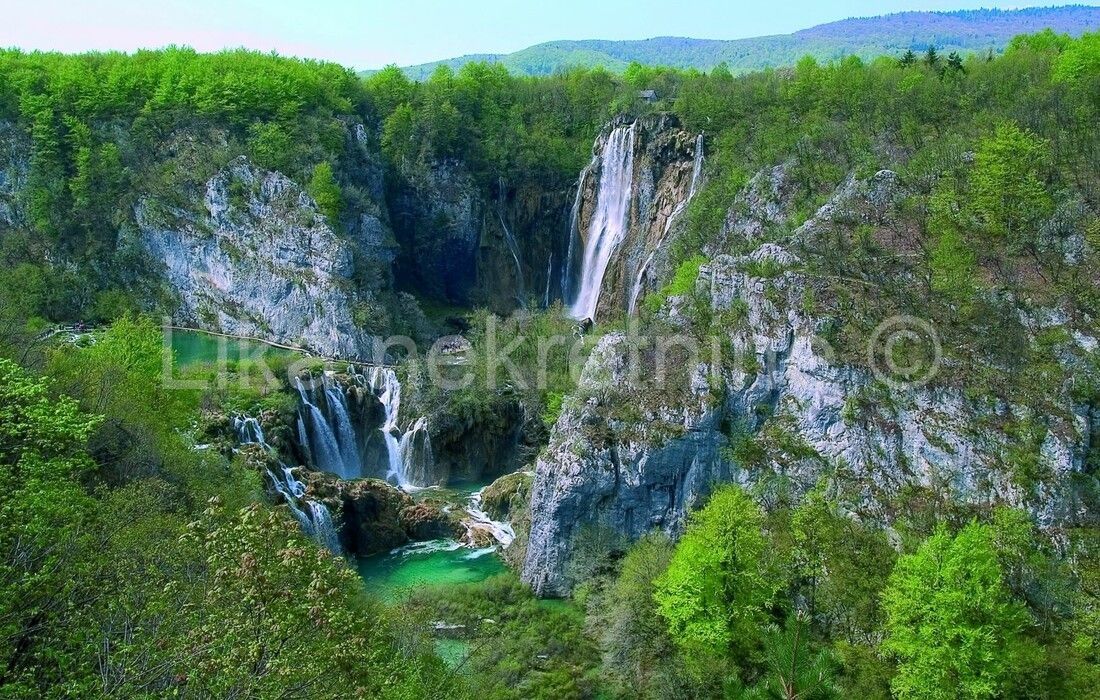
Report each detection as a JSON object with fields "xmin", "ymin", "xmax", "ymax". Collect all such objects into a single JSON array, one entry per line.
[
  {"xmin": 522, "ymin": 167, "xmax": 1098, "ymax": 596},
  {"xmin": 138, "ymin": 155, "xmax": 385, "ymax": 358}
]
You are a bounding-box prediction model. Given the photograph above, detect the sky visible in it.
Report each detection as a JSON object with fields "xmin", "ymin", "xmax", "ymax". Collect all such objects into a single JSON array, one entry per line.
[{"xmin": 0, "ymin": 0, "xmax": 1091, "ymax": 69}]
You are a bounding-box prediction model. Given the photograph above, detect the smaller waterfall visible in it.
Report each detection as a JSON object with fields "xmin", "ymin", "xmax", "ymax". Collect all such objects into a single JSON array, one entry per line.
[
  {"xmin": 232, "ymin": 414, "xmax": 341, "ymax": 554},
  {"xmin": 295, "ymin": 377, "xmax": 347, "ymax": 478},
  {"xmin": 628, "ymin": 133, "xmax": 705, "ymax": 315},
  {"xmin": 543, "ymin": 252, "xmax": 553, "ymax": 308},
  {"xmin": 464, "ymin": 487, "xmax": 515, "ymax": 547},
  {"xmin": 567, "ymin": 122, "xmax": 638, "ymax": 320},
  {"xmin": 561, "ymin": 164, "xmax": 591, "ymax": 303},
  {"xmin": 497, "ymin": 180, "xmax": 526, "ymax": 308},
  {"xmin": 308, "ymin": 500, "xmax": 341, "ymax": 552},
  {"xmin": 368, "ymin": 367, "xmax": 434, "ymax": 489}
]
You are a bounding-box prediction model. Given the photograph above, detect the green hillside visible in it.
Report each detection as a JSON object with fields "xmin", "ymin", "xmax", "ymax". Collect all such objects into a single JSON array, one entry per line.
[{"xmin": 373, "ymin": 5, "xmax": 1100, "ymax": 78}]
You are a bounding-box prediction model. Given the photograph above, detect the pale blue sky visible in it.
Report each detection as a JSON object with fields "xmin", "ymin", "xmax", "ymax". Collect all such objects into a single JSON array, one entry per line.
[{"xmin": 0, "ymin": 0, "xmax": 1087, "ymax": 69}]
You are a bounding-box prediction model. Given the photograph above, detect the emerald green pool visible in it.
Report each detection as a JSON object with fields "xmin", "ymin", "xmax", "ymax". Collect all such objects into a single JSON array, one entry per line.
[
  {"xmin": 357, "ymin": 541, "xmax": 506, "ymax": 603},
  {"xmin": 170, "ymin": 329, "xmax": 295, "ymax": 368},
  {"xmin": 356, "ymin": 481, "xmax": 510, "ymax": 601}
]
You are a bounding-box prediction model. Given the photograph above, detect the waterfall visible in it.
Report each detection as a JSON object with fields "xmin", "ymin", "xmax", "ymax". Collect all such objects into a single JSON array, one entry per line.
[
  {"xmin": 497, "ymin": 180, "xmax": 526, "ymax": 307},
  {"xmin": 688, "ymin": 132, "xmax": 705, "ymax": 197},
  {"xmin": 543, "ymin": 252, "xmax": 553, "ymax": 308},
  {"xmin": 567, "ymin": 122, "xmax": 637, "ymax": 320},
  {"xmin": 308, "ymin": 500, "xmax": 341, "ymax": 552},
  {"xmin": 322, "ymin": 374, "xmax": 361, "ymax": 479},
  {"xmin": 628, "ymin": 133, "xmax": 705, "ymax": 315},
  {"xmin": 232, "ymin": 414, "xmax": 341, "ymax": 554},
  {"xmin": 294, "ymin": 377, "xmax": 347, "ymax": 478},
  {"xmin": 561, "ymin": 164, "xmax": 590, "ymax": 303},
  {"xmin": 368, "ymin": 366, "xmax": 434, "ymax": 489},
  {"xmin": 464, "ymin": 487, "xmax": 515, "ymax": 547}
]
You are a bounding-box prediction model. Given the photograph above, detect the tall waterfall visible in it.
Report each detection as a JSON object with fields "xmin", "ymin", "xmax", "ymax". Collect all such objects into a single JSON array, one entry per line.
[
  {"xmin": 566, "ymin": 122, "xmax": 637, "ymax": 320},
  {"xmin": 627, "ymin": 133, "xmax": 705, "ymax": 315},
  {"xmin": 232, "ymin": 415, "xmax": 341, "ymax": 553}
]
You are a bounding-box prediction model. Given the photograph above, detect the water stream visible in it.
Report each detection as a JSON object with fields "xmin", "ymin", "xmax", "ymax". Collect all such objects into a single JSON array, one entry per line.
[{"xmin": 232, "ymin": 414, "xmax": 342, "ymax": 553}]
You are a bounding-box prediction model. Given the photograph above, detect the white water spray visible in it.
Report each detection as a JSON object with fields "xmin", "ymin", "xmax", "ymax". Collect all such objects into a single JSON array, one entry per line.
[
  {"xmin": 567, "ymin": 122, "xmax": 637, "ymax": 320},
  {"xmin": 232, "ymin": 414, "xmax": 341, "ymax": 554},
  {"xmin": 294, "ymin": 377, "xmax": 347, "ymax": 478},
  {"xmin": 367, "ymin": 366, "xmax": 433, "ymax": 489}
]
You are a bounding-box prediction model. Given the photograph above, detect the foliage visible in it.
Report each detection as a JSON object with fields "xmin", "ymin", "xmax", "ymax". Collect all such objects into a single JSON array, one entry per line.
[
  {"xmin": 655, "ymin": 486, "xmax": 779, "ymax": 658},
  {"xmin": 749, "ymin": 614, "xmax": 840, "ymax": 700},
  {"xmin": 881, "ymin": 522, "xmax": 1036, "ymax": 700},
  {"xmin": 308, "ymin": 161, "xmax": 344, "ymax": 224},
  {"xmin": 406, "ymin": 574, "xmax": 602, "ymax": 699},
  {"xmin": 969, "ymin": 123, "xmax": 1052, "ymax": 250}
]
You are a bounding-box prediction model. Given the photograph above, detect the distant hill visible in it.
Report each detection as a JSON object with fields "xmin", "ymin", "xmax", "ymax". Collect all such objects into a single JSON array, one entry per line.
[{"xmin": 369, "ymin": 5, "xmax": 1100, "ymax": 79}]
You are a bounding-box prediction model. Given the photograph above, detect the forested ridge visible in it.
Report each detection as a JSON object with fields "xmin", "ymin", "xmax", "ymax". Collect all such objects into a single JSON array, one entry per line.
[
  {"xmin": 0, "ymin": 27, "xmax": 1098, "ymax": 699},
  {"xmin": 385, "ymin": 5, "xmax": 1100, "ymax": 79}
]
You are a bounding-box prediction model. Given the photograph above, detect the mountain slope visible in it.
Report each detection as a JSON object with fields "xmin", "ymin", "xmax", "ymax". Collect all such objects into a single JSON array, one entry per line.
[{"xmin": 379, "ymin": 5, "xmax": 1100, "ymax": 78}]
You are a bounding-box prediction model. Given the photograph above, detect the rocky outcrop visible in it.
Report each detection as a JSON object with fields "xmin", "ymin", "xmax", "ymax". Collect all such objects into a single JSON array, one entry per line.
[
  {"xmin": 138, "ymin": 155, "xmax": 385, "ymax": 358},
  {"xmin": 303, "ymin": 472, "xmax": 461, "ymax": 555},
  {"xmin": 522, "ymin": 332, "xmax": 728, "ymax": 595},
  {"xmin": 0, "ymin": 122, "xmax": 29, "ymax": 229},
  {"xmin": 481, "ymin": 470, "xmax": 533, "ymax": 522},
  {"xmin": 522, "ymin": 170, "xmax": 1098, "ymax": 596}
]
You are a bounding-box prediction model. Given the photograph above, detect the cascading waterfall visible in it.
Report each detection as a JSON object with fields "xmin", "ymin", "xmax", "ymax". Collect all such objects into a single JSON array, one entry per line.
[
  {"xmin": 627, "ymin": 133, "xmax": 705, "ymax": 315},
  {"xmin": 567, "ymin": 122, "xmax": 637, "ymax": 320},
  {"xmin": 294, "ymin": 377, "xmax": 347, "ymax": 478},
  {"xmin": 367, "ymin": 366, "xmax": 433, "ymax": 489},
  {"xmin": 465, "ymin": 487, "xmax": 516, "ymax": 547},
  {"xmin": 231, "ymin": 415, "xmax": 341, "ymax": 553},
  {"xmin": 321, "ymin": 373, "xmax": 361, "ymax": 478}
]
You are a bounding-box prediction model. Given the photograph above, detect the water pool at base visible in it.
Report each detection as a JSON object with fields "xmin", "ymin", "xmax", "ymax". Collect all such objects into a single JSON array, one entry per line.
[
  {"xmin": 357, "ymin": 541, "xmax": 506, "ymax": 602},
  {"xmin": 356, "ymin": 479, "xmax": 510, "ymax": 602}
]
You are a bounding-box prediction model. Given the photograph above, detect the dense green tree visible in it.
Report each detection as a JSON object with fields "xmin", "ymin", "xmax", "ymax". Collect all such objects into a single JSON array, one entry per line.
[
  {"xmin": 0, "ymin": 359, "xmax": 99, "ymax": 693},
  {"xmin": 595, "ymin": 533, "xmax": 682, "ymax": 697},
  {"xmin": 969, "ymin": 122, "xmax": 1052, "ymax": 251},
  {"xmin": 655, "ymin": 486, "xmax": 779, "ymax": 659},
  {"xmin": 750, "ymin": 614, "xmax": 839, "ymax": 700},
  {"xmin": 308, "ymin": 161, "xmax": 343, "ymax": 225},
  {"xmin": 882, "ymin": 522, "xmax": 1036, "ymax": 700}
]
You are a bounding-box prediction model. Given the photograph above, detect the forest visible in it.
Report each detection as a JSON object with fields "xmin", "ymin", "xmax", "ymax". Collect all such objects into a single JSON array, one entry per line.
[{"xmin": 0, "ymin": 27, "xmax": 1097, "ymax": 699}]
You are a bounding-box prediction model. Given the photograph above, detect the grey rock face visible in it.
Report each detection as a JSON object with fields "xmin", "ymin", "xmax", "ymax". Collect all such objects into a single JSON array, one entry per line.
[
  {"xmin": 138, "ymin": 156, "xmax": 375, "ymax": 358},
  {"xmin": 0, "ymin": 122, "xmax": 29, "ymax": 229},
  {"xmin": 391, "ymin": 162, "xmax": 481, "ymax": 303}
]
